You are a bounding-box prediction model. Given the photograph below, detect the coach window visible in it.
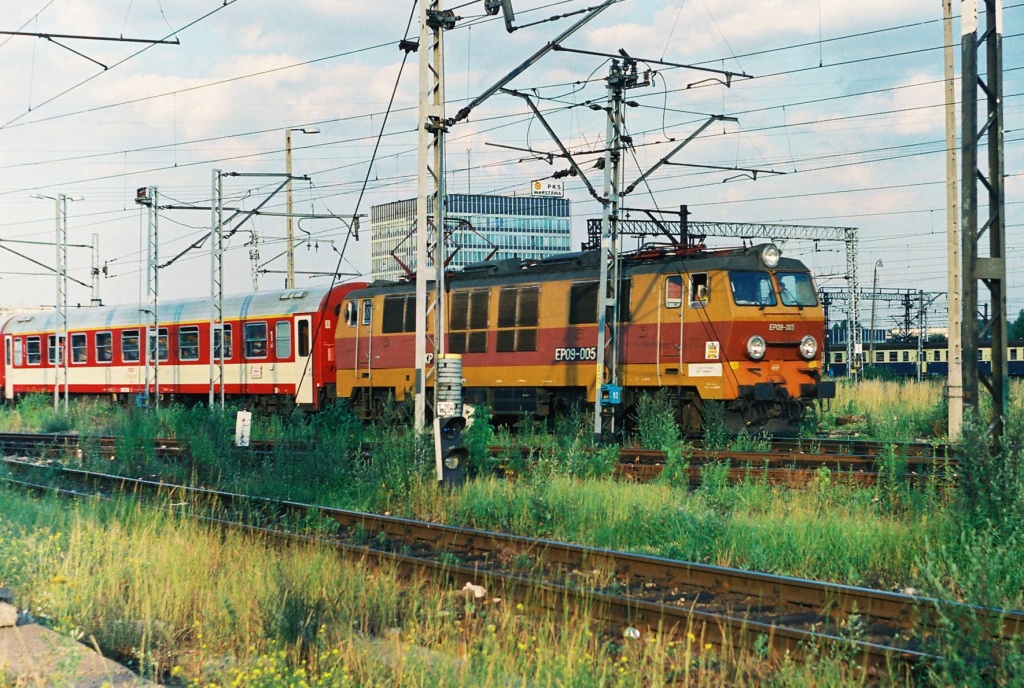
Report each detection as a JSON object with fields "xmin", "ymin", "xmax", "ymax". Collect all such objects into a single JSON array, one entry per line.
[
  {"xmin": 689, "ymin": 273, "xmax": 708, "ymax": 307},
  {"xmin": 1012, "ymin": 349, "xmax": 1019, "ymax": 361},
  {"xmin": 26, "ymin": 337, "xmax": 41, "ymax": 365},
  {"xmin": 449, "ymin": 288, "xmax": 490, "ymax": 354},
  {"xmin": 496, "ymin": 285, "xmax": 539, "ymax": 352},
  {"xmin": 569, "ymin": 281, "xmax": 598, "ymax": 325},
  {"xmin": 244, "ymin": 322, "xmax": 268, "ymax": 359},
  {"xmin": 4, "ymin": 338, "xmax": 8, "ymax": 366},
  {"xmin": 875, "ymin": 351, "xmax": 883, "ymax": 363},
  {"xmin": 888, "ymin": 351, "xmax": 897, "ymax": 362},
  {"xmin": 47, "ymin": 335, "xmax": 65, "ymax": 365},
  {"xmin": 70, "ymin": 333, "xmax": 87, "ymax": 364},
  {"xmin": 213, "ymin": 324, "xmax": 233, "ymax": 360},
  {"xmin": 179, "ymin": 326, "xmax": 200, "ymax": 361},
  {"xmin": 122, "ymin": 330, "xmax": 140, "ymax": 363},
  {"xmin": 345, "ymin": 300, "xmax": 358, "ymax": 327},
  {"xmin": 275, "ymin": 321, "xmax": 291, "ymax": 359},
  {"xmin": 148, "ymin": 328, "xmax": 169, "ymax": 362},
  {"xmin": 297, "ymin": 320, "xmax": 310, "ymax": 358},
  {"xmin": 902, "ymin": 351, "xmax": 910, "ymax": 362},
  {"xmin": 95, "ymin": 332, "xmax": 112, "ymax": 363},
  {"xmin": 664, "ymin": 276, "xmax": 683, "ymax": 308},
  {"xmin": 13, "ymin": 338, "xmax": 23, "ymax": 366}
]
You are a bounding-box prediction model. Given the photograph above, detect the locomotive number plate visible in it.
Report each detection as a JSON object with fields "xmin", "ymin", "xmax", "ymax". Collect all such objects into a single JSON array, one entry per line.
[{"xmin": 554, "ymin": 346, "xmax": 597, "ymax": 362}]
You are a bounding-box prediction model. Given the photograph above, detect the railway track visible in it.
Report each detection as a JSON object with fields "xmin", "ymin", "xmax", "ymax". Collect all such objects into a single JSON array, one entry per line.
[
  {"xmin": 2, "ymin": 456, "xmax": 1015, "ymax": 678},
  {"xmin": 0, "ymin": 431, "xmax": 956, "ymax": 488}
]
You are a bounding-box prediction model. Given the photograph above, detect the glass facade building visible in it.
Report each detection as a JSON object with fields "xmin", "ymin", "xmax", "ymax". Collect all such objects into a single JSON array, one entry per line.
[{"xmin": 370, "ymin": 193, "xmax": 571, "ymax": 281}]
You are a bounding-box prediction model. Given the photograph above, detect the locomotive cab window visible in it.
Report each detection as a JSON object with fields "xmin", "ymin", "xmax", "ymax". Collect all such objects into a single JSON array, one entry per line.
[
  {"xmin": 179, "ymin": 326, "xmax": 200, "ymax": 361},
  {"xmin": 244, "ymin": 322, "xmax": 268, "ymax": 359},
  {"xmin": 776, "ymin": 272, "xmax": 818, "ymax": 307},
  {"xmin": 121, "ymin": 330, "xmax": 140, "ymax": 363},
  {"xmin": 569, "ymin": 281, "xmax": 598, "ymax": 325},
  {"xmin": 345, "ymin": 300, "xmax": 358, "ymax": 327},
  {"xmin": 497, "ymin": 285, "xmax": 539, "ymax": 352},
  {"xmin": 382, "ymin": 294, "xmax": 416, "ymax": 333},
  {"xmin": 96, "ymin": 332, "xmax": 112, "ymax": 363},
  {"xmin": 213, "ymin": 324, "xmax": 232, "ymax": 360},
  {"xmin": 449, "ymin": 288, "xmax": 490, "ymax": 354},
  {"xmin": 689, "ymin": 273, "xmax": 708, "ymax": 307},
  {"xmin": 934, "ymin": 350, "xmax": 941, "ymax": 361},
  {"xmin": 26, "ymin": 336, "xmax": 41, "ymax": 366},
  {"xmin": 275, "ymin": 321, "xmax": 291, "ymax": 359},
  {"xmin": 664, "ymin": 276, "xmax": 683, "ymax": 308},
  {"xmin": 361, "ymin": 299, "xmax": 372, "ymax": 326},
  {"xmin": 70, "ymin": 333, "xmax": 87, "ymax": 364},
  {"xmin": 729, "ymin": 271, "xmax": 777, "ymax": 307}
]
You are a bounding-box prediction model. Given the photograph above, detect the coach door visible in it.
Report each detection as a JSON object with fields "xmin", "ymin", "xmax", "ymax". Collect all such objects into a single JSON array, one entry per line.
[
  {"xmin": 659, "ymin": 275, "xmax": 685, "ymax": 367},
  {"xmin": 3, "ymin": 336, "xmax": 12, "ymax": 399},
  {"xmin": 295, "ymin": 316, "xmax": 314, "ymax": 405}
]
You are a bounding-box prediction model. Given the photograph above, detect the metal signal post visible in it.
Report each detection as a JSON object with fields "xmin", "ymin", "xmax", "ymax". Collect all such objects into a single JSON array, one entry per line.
[{"xmin": 960, "ymin": 0, "xmax": 1007, "ymax": 438}]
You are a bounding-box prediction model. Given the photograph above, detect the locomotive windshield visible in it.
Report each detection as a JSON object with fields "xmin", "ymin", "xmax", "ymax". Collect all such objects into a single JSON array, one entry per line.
[
  {"xmin": 729, "ymin": 271, "xmax": 777, "ymax": 307},
  {"xmin": 776, "ymin": 272, "xmax": 818, "ymax": 307}
]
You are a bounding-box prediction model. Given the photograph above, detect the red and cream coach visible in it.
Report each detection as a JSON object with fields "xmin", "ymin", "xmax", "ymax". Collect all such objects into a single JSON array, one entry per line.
[{"xmin": 1, "ymin": 284, "xmax": 365, "ymax": 409}]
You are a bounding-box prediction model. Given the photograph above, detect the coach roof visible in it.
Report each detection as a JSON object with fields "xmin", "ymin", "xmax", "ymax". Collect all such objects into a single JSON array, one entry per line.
[{"xmin": 1, "ymin": 287, "xmax": 334, "ymax": 336}]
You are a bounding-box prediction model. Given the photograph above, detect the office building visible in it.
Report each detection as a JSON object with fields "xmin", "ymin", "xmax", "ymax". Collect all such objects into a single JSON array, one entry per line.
[{"xmin": 370, "ymin": 193, "xmax": 571, "ymax": 281}]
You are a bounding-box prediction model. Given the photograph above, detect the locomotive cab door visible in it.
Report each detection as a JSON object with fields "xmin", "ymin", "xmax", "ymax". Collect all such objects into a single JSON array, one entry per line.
[
  {"xmin": 3, "ymin": 336, "xmax": 12, "ymax": 400},
  {"xmin": 295, "ymin": 316, "xmax": 314, "ymax": 405},
  {"xmin": 659, "ymin": 275, "xmax": 685, "ymax": 366}
]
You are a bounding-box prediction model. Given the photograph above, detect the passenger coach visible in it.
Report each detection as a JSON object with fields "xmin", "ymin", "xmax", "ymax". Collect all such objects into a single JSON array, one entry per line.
[{"xmin": 1, "ymin": 284, "xmax": 365, "ymax": 408}]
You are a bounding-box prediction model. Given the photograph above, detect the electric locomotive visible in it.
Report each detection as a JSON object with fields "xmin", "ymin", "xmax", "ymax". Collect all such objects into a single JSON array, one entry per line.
[{"xmin": 336, "ymin": 243, "xmax": 835, "ymax": 433}]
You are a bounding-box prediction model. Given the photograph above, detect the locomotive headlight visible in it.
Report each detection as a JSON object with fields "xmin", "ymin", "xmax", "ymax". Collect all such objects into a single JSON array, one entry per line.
[
  {"xmin": 760, "ymin": 244, "xmax": 781, "ymax": 268},
  {"xmin": 799, "ymin": 335, "xmax": 818, "ymax": 360},
  {"xmin": 746, "ymin": 335, "xmax": 766, "ymax": 360}
]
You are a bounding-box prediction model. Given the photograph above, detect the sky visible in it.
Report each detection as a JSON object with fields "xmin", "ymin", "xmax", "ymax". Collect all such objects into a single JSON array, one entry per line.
[{"xmin": 0, "ymin": 0, "xmax": 1019, "ymax": 334}]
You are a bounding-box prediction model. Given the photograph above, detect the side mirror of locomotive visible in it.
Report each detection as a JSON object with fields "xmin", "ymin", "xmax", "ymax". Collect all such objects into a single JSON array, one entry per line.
[{"xmin": 434, "ymin": 414, "xmax": 467, "ymax": 486}]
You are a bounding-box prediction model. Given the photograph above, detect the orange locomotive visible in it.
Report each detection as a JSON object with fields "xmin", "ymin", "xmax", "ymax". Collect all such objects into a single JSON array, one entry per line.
[{"xmin": 335, "ymin": 243, "xmax": 834, "ymax": 433}]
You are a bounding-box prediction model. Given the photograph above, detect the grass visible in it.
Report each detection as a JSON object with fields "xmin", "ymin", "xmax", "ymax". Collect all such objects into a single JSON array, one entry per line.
[
  {"xmin": 0, "ymin": 489, "xmax": 880, "ymax": 687},
  {"xmin": 4, "ymin": 385, "xmax": 1024, "ymax": 684}
]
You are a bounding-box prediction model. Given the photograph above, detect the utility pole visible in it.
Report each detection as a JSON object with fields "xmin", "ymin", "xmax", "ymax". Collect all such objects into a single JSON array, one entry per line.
[
  {"xmin": 285, "ymin": 126, "xmax": 320, "ymax": 289},
  {"xmin": 961, "ymin": 0, "xmax": 1007, "ymax": 438},
  {"xmin": 414, "ymin": 0, "xmax": 451, "ymax": 429},
  {"xmin": 136, "ymin": 187, "xmax": 160, "ymax": 409},
  {"xmin": 210, "ymin": 170, "xmax": 225, "ymax": 409},
  {"xmin": 945, "ymin": 0, "xmax": 963, "ymax": 438}
]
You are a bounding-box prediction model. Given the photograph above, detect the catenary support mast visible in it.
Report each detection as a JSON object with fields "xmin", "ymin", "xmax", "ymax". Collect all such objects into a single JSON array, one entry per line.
[
  {"xmin": 961, "ymin": 0, "xmax": 1008, "ymax": 438},
  {"xmin": 414, "ymin": 1, "xmax": 450, "ymax": 429},
  {"xmin": 944, "ymin": 0, "xmax": 963, "ymax": 438}
]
